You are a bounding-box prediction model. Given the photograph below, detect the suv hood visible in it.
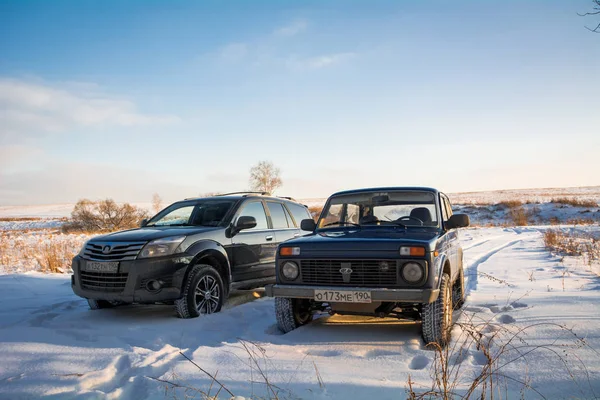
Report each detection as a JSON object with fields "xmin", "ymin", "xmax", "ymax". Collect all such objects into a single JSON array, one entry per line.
[
  {"xmin": 288, "ymin": 228, "xmax": 440, "ymax": 256},
  {"xmin": 90, "ymin": 226, "xmax": 221, "ymax": 243}
]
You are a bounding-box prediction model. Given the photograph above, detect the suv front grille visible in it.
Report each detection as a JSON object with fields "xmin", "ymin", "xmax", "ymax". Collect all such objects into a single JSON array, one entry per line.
[
  {"xmin": 80, "ymin": 271, "xmax": 128, "ymax": 292},
  {"xmin": 300, "ymin": 259, "xmax": 398, "ymax": 287},
  {"xmin": 83, "ymin": 242, "xmax": 146, "ymax": 261}
]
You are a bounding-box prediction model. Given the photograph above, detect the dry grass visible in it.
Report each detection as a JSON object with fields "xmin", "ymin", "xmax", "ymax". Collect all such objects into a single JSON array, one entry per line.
[
  {"xmin": 0, "ymin": 232, "xmax": 86, "ymax": 273},
  {"xmin": 407, "ymin": 317, "xmax": 594, "ymax": 399},
  {"xmin": 156, "ymin": 340, "xmax": 315, "ymax": 399},
  {"xmin": 508, "ymin": 207, "xmax": 530, "ymax": 226},
  {"xmin": 0, "ymin": 217, "xmax": 44, "ymax": 222},
  {"xmin": 551, "ymin": 198, "xmax": 598, "ymax": 208},
  {"xmin": 544, "ymin": 229, "xmax": 600, "ymax": 273},
  {"xmin": 497, "ymin": 200, "xmax": 523, "ymax": 208}
]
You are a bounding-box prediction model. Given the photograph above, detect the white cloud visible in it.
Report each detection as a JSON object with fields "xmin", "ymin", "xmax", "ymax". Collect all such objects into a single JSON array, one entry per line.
[
  {"xmin": 0, "ymin": 79, "xmax": 180, "ymax": 139},
  {"xmin": 274, "ymin": 19, "xmax": 308, "ymax": 37},
  {"xmin": 287, "ymin": 52, "xmax": 357, "ymax": 70},
  {"xmin": 218, "ymin": 43, "xmax": 249, "ymax": 62}
]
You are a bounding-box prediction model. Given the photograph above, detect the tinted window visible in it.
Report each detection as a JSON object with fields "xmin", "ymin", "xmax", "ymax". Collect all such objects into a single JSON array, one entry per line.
[
  {"xmin": 238, "ymin": 201, "xmax": 268, "ymax": 230},
  {"xmin": 267, "ymin": 202, "xmax": 290, "ymax": 229},
  {"xmin": 442, "ymin": 195, "xmax": 453, "ymax": 220},
  {"xmin": 150, "ymin": 205, "xmax": 195, "ymax": 226},
  {"xmin": 287, "ymin": 203, "xmax": 311, "ymax": 230}
]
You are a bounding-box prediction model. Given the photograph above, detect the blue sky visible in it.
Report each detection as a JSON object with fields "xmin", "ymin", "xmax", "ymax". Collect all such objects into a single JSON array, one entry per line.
[{"xmin": 0, "ymin": 0, "xmax": 598, "ymax": 205}]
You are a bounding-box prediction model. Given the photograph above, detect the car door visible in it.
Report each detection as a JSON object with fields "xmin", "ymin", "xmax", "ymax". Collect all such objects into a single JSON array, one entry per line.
[
  {"xmin": 285, "ymin": 202, "xmax": 314, "ymax": 235},
  {"xmin": 266, "ymin": 201, "xmax": 300, "ymax": 245},
  {"xmin": 441, "ymin": 193, "xmax": 460, "ymax": 281},
  {"xmin": 230, "ymin": 200, "xmax": 276, "ymax": 282}
]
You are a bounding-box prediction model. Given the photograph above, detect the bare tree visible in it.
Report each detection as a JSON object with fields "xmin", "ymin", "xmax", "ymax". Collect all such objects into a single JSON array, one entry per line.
[
  {"xmin": 580, "ymin": 0, "xmax": 600, "ymax": 32},
  {"xmin": 63, "ymin": 199, "xmax": 149, "ymax": 232},
  {"xmin": 152, "ymin": 193, "xmax": 163, "ymax": 213},
  {"xmin": 249, "ymin": 161, "xmax": 282, "ymax": 194}
]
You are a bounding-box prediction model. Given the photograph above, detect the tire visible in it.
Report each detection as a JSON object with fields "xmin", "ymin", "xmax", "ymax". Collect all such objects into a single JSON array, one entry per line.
[
  {"xmin": 421, "ymin": 273, "xmax": 453, "ymax": 347},
  {"xmin": 452, "ymin": 267, "xmax": 465, "ymax": 310},
  {"xmin": 275, "ymin": 298, "xmax": 313, "ymax": 333},
  {"xmin": 175, "ymin": 264, "xmax": 224, "ymax": 319},
  {"xmin": 87, "ymin": 299, "xmax": 115, "ymax": 310}
]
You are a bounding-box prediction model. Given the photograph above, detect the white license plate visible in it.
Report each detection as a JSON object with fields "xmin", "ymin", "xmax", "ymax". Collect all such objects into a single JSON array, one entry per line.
[
  {"xmin": 84, "ymin": 261, "xmax": 119, "ymax": 273},
  {"xmin": 314, "ymin": 290, "xmax": 372, "ymax": 303}
]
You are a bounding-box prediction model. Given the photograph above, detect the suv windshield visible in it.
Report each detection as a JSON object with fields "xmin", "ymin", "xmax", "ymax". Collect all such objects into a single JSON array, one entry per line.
[
  {"xmin": 317, "ymin": 191, "xmax": 439, "ymax": 229},
  {"xmin": 147, "ymin": 200, "xmax": 236, "ymax": 227}
]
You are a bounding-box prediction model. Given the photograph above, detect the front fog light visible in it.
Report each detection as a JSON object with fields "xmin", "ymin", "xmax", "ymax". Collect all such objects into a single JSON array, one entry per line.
[
  {"xmin": 402, "ymin": 262, "xmax": 424, "ymax": 283},
  {"xmin": 281, "ymin": 261, "xmax": 299, "ymax": 280}
]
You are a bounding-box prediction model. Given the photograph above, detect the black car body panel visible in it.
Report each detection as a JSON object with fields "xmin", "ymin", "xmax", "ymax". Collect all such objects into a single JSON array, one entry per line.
[
  {"xmin": 266, "ymin": 187, "xmax": 469, "ymax": 312},
  {"xmin": 71, "ymin": 194, "xmax": 313, "ymax": 305}
]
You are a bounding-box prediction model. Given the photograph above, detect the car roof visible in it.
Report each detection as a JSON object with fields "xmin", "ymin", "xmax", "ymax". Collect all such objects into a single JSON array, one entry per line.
[
  {"xmin": 175, "ymin": 194, "xmax": 306, "ymax": 206},
  {"xmin": 330, "ymin": 187, "xmax": 440, "ymax": 197}
]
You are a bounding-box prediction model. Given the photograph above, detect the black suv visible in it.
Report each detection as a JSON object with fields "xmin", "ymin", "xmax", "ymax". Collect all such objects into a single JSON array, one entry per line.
[
  {"xmin": 265, "ymin": 187, "xmax": 469, "ymax": 346},
  {"xmin": 71, "ymin": 192, "xmax": 312, "ymax": 318}
]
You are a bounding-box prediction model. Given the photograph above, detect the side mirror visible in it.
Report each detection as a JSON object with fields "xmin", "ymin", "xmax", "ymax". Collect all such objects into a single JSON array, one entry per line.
[
  {"xmin": 446, "ymin": 214, "xmax": 470, "ymax": 229},
  {"xmin": 235, "ymin": 216, "xmax": 257, "ymax": 231},
  {"xmin": 300, "ymin": 218, "xmax": 316, "ymax": 232},
  {"xmin": 140, "ymin": 218, "xmax": 148, "ymax": 227}
]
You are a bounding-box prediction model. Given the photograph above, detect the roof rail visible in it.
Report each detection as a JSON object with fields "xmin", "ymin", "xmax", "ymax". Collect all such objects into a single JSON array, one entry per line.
[
  {"xmin": 277, "ymin": 196, "xmax": 296, "ymax": 201},
  {"xmin": 216, "ymin": 191, "xmax": 270, "ymax": 197}
]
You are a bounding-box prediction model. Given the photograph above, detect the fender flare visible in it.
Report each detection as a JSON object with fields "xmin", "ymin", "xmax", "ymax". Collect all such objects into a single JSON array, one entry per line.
[
  {"xmin": 434, "ymin": 252, "xmax": 450, "ymax": 288},
  {"xmin": 183, "ymin": 240, "xmax": 232, "ymax": 292}
]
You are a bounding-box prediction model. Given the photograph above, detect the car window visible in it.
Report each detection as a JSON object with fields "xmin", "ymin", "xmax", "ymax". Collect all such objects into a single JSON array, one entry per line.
[
  {"xmin": 346, "ymin": 204, "xmax": 360, "ymax": 224},
  {"xmin": 286, "ymin": 203, "xmax": 312, "ymax": 230},
  {"xmin": 150, "ymin": 205, "xmax": 195, "ymax": 226},
  {"xmin": 237, "ymin": 201, "xmax": 269, "ymax": 230},
  {"xmin": 442, "ymin": 195, "xmax": 453, "ymax": 220},
  {"xmin": 267, "ymin": 202, "xmax": 290, "ymax": 229},
  {"xmin": 440, "ymin": 196, "xmax": 449, "ymax": 222},
  {"xmin": 319, "ymin": 191, "xmax": 439, "ymax": 228}
]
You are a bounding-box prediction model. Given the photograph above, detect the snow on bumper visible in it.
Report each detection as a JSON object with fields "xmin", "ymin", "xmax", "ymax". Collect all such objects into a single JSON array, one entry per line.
[{"xmin": 265, "ymin": 284, "xmax": 440, "ymax": 303}]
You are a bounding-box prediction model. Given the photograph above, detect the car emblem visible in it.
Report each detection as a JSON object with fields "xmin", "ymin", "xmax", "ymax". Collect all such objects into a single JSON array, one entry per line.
[
  {"xmin": 102, "ymin": 245, "xmax": 112, "ymax": 254},
  {"xmin": 339, "ymin": 263, "xmax": 353, "ymax": 283}
]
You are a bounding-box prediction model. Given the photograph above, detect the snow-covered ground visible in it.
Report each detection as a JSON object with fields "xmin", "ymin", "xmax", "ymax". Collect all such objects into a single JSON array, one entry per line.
[{"xmin": 0, "ymin": 226, "xmax": 599, "ymax": 399}]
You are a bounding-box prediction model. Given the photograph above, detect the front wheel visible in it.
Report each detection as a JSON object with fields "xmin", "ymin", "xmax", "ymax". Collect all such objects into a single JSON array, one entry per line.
[
  {"xmin": 175, "ymin": 264, "xmax": 225, "ymax": 319},
  {"xmin": 421, "ymin": 273, "xmax": 453, "ymax": 347},
  {"xmin": 275, "ymin": 298, "xmax": 313, "ymax": 333}
]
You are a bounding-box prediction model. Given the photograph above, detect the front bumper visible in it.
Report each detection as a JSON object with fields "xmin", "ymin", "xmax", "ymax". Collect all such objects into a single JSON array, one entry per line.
[
  {"xmin": 265, "ymin": 284, "xmax": 439, "ymax": 303},
  {"xmin": 71, "ymin": 254, "xmax": 192, "ymax": 303}
]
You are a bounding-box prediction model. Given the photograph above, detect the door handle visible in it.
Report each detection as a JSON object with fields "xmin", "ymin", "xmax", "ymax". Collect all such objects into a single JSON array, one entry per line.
[{"xmin": 265, "ymin": 235, "xmax": 273, "ymax": 241}]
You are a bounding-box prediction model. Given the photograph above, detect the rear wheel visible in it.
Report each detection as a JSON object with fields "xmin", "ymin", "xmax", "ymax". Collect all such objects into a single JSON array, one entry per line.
[
  {"xmin": 275, "ymin": 298, "xmax": 313, "ymax": 333},
  {"xmin": 175, "ymin": 264, "xmax": 224, "ymax": 319},
  {"xmin": 421, "ymin": 273, "xmax": 453, "ymax": 347}
]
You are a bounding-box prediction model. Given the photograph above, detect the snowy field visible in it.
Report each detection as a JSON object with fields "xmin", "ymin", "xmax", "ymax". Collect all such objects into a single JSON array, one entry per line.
[{"xmin": 1, "ymin": 226, "xmax": 599, "ymax": 399}]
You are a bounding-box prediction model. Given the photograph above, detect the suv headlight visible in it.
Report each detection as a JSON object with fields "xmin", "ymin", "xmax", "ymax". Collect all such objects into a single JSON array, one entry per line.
[
  {"xmin": 401, "ymin": 262, "xmax": 424, "ymax": 284},
  {"xmin": 139, "ymin": 236, "xmax": 186, "ymax": 259},
  {"xmin": 281, "ymin": 261, "xmax": 299, "ymax": 280}
]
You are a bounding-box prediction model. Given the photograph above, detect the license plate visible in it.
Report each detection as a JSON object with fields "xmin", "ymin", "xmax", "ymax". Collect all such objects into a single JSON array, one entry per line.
[
  {"xmin": 84, "ymin": 261, "xmax": 119, "ymax": 273},
  {"xmin": 314, "ymin": 290, "xmax": 372, "ymax": 303}
]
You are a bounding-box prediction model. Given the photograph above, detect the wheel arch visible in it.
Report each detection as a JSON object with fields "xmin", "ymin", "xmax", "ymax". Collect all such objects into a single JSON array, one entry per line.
[
  {"xmin": 433, "ymin": 252, "xmax": 451, "ymax": 288},
  {"xmin": 184, "ymin": 240, "xmax": 232, "ymax": 294}
]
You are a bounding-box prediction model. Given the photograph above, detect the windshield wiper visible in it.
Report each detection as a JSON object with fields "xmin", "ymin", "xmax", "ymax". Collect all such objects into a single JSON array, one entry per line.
[
  {"xmin": 149, "ymin": 223, "xmax": 195, "ymax": 227},
  {"xmin": 322, "ymin": 221, "xmax": 361, "ymax": 228},
  {"xmin": 373, "ymin": 220, "xmax": 407, "ymax": 228}
]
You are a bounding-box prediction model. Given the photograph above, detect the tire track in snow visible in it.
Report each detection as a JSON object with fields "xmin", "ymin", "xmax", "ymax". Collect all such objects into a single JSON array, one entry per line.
[{"xmin": 464, "ymin": 239, "xmax": 523, "ymax": 295}]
